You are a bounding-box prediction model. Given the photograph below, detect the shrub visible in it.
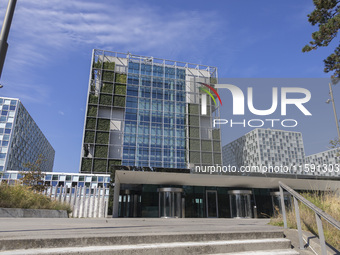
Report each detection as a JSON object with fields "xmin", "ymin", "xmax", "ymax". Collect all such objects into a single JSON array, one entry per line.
[
  {"xmin": 96, "ymin": 132, "xmax": 109, "ymax": 144},
  {"xmin": 202, "ymin": 152, "xmax": 212, "ymax": 164},
  {"xmin": 89, "ymin": 94, "xmax": 98, "ymax": 104},
  {"xmin": 93, "ymin": 61, "xmax": 101, "ymax": 69},
  {"xmin": 102, "ymin": 71, "xmax": 115, "ymax": 82},
  {"xmin": 93, "ymin": 159, "xmax": 107, "ymax": 172},
  {"xmin": 99, "ymin": 94, "xmax": 112, "ymax": 106},
  {"xmin": 103, "ymin": 61, "xmax": 115, "ymax": 70},
  {"xmin": 81, "ymin": 158, "xmax": 92, "ymax": 172},
  {"xmin": 101, "ymin": 83, "xmax": 113, "ymax": 94},
  {"xmin": 189, "ymin": 127, "xmax": 199, "ymax": 138},
  {"xmin": 213, "ymin": 141, "xmax": 221, "ymax": 152},
  {"xmin": 270, "ymin": 191, "xmax": 340, "ymax": 251},
  {"xmin": 115, "ymin": 73, "xmax": 127, "ymax": 84},
  {"xmin": 97, "ymin": 118, "xmax": 110, "ymax": 131},
  {"xmin": 212, "ymin": 129, "xmax": 220, "ymax": 140},
  {"xmin": 214, "ymin": 154, "xmax": 222, "ymax": 164},
  {"xmin": 188, "ymin": 104, "xmax": 199, "ymax": 115},
  {"xmin": 87, "ymin": 106, "xmax": 97, "ymax": 117},
  {"xmin": 115, "ymin": 84, "xmax": 126, "ymax": 95},
  {"xmin": 0, "ymin": 185, "xmax": 72, "ymax": 214},
  {"xmin": 189, "ymin": 115, "xmax": 199, "ymax": 126},
  {"xmin": 86, "ymin": 118, "xmax": 96, "ymax": 130},
  {"xmin": 189, "ymin": 139, "xmax": 200, "ymax": 150},
  {"xmin": 113, "ymin": 96, "xmax": 126, "ymax": 107},
  {"xmin": 84, "ymin": 131, "xmax": 95, "ymax": 143},
  {"xmin": 189, "ymin": 151, "xmax": 200, "ymax": 163},
  {"xmin": 201, "ymin": 140, "xmax": 212, "ymax": 152},
  {"xmin": 95, "ymin": 145, "xmax": 108, "ymax": 158}
]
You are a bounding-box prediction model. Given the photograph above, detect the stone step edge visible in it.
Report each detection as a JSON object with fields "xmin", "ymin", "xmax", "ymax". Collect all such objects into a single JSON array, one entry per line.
[
  {"xmin": 0, "ymin": 238, "xmax": 292, "ymax": 255},
  {"xmin": 0, "ymin": 231, "xmax": 284, "ymax": 251}
]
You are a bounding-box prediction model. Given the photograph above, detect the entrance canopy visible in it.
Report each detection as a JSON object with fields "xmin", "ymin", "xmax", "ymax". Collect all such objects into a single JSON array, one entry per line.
[{"xmin": 115, "ymin": 170, "xmax": 340, "ymax": 191}]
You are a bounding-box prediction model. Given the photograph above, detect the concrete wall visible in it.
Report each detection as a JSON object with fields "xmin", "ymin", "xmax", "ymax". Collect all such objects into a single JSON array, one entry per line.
[{"xmin": 0, "ymin": 208, "xmax": 68, "ymax": 218}]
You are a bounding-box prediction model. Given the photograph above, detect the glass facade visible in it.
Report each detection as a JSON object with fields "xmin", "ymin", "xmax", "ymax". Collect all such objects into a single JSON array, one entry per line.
[
  {"xmin": 80, "ymin": 50, "xmax": 222, "ymax": 174},
  {"xmin": 0, "ymin": 97, "xmax": 55, "ymax": 172}
]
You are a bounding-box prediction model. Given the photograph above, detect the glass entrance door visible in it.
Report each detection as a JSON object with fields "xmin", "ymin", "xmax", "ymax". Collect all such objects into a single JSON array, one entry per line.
[
  {"xmin": 206, "ymin": 190, "xmax": 218, "ymax": 218},
  {"xmin": 158, "ymin": 188, "xmax": 183, "ymax": 218}
]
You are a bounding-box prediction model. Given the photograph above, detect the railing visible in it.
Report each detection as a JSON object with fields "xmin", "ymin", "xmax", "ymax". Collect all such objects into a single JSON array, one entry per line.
[{"xmin": 279, "ymin": 181, "xmax": 340, "ymax": 255}]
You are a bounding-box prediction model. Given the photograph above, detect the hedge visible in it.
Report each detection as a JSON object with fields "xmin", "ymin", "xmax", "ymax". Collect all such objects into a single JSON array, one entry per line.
[
  {"xmin": 89, "ymin": 94, "xmax": 98, "ymax": 104},
  {"xmin": 189, "ymin": 115, "xmax": 199, "ymax": 126},
  {"xmin": 189, "ymin": 151, "xmax": 200, "ymax": 163},
  {"xmin": 189, "ymin": 139, "xmax": 200, "ymax": 150},
  {"xmin": 189, "ymin": 127, "xmax": 199, "ymax": 138},
  {"xmin": 214, "ymin": 154, "xmax": 222, "ymax": 164},
  {"xmin": 202, "ymin": 153, "xmax": 213, "ymax": 164},
  {"xmin": 188, "ymin": 104, "xmax": 199, "ymax": 115},
  {"xmin": 213, "ymin": 141, "xmax": 221, "ymax": 152},
  {"xmin": 201, "ymin": 140, "xmax": 212, "ymax": 152},
  {"xmin": 212, "ymin": 129, "xmax": 220, "ymax": 140},
  {"xmin": 102, "ymin": 71, "xmax": 115, "ymax": 82}
]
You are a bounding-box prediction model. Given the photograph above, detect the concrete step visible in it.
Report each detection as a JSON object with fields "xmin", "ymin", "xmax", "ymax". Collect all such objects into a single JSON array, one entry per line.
[
  {"xmin": 0, "ymin": 231, "xmax": 284, "ymax": 251},
  {"xmin": 210, "ymin": 249, "xmax": 300, "ymax": 255},
  {"xmin": 0, "ymin": 238, "xmax": 293, "ymax": 255}
]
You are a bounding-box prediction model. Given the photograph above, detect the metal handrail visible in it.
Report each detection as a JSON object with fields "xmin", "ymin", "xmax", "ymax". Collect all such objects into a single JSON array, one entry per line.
[{"xmin": 279, "ymin": 181, "xmax": 340, "ymax": 255}]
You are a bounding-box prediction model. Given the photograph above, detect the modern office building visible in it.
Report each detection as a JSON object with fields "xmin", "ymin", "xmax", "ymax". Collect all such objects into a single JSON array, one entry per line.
[
  {"xmin": 0, "ymin": 170, "xmax": 110, "ymax": 189},
  {"xmin": 80, "ymin": 50, "xmax": 221, "ymax": 174},
  {"xmin": 222, "ymin": 128, "xmax": 306, "ymax": 175},
  {"xmin": 0, "ymin": 97, "xmax": 55, "ymax": 172},
  {"xmin": 305, "ymin": 147, "xmax": 340, "ymax": 177}
]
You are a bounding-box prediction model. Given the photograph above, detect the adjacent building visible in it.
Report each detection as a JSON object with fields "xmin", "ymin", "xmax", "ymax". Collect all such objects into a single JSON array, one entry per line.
[
  {"xmin": 79, "ymin": 49, "xmax": 222, "ymax": 174},
  {"xmin": 0, "ymin": 97, "xmax": 55, "ymax": 172},
  {"xmin": 222, "ymin": 128, "xmax": 306, "ymax": 175},
  {"xmin": 305, "ymin": 147, "xmax": 340, "ymax": 177}
]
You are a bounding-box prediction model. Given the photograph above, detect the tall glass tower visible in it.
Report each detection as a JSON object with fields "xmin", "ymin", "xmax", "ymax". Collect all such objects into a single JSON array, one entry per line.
[{"xmin": 80, "ymin": 50, "xmax": 222, "ymax": 174}]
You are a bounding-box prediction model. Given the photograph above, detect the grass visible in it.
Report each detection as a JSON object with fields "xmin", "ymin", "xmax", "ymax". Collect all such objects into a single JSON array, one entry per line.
[
  {"xmin": 270, "ymin": 191, "xmax": 340, "ymax": 251},
  {"xmin": 0, "ymin": 184, "xmax": 72, "ymax": 214}
]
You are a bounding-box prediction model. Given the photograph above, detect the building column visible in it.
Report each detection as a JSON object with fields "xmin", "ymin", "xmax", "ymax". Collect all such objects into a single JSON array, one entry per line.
[{"xmin": 112, "ymin": 173, "xmax": 120, "ymax": 218}]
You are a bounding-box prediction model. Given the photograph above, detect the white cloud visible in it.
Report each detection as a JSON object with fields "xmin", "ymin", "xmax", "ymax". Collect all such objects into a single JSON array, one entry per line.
[
  {"xmin": 58, "ymin": 110, "xmax": 65, "ymax": 116},
  {"xmin": 1, "ymin": 0, "xmax": 220, "ymax": 68}
]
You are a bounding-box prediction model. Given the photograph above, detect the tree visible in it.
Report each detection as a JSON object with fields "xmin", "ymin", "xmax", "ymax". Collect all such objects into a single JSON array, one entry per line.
[
  {"xmin": 20, "ymin": 154, "xmax": 46, "ymax": 192},
  {"xmin": 302, "ymin": 0, "xmax": 340, "ymax": 82}
]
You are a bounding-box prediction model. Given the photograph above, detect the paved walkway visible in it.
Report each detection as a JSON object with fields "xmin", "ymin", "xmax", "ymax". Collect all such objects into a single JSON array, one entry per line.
[{"xmin": 0, "ymin": 218, "xmax": 280, "ymax": 240}]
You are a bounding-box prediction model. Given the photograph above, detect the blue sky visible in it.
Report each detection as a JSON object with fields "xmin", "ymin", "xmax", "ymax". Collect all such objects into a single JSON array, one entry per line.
[{"xmin": 0, "ymin": 0, "xmax": 338, "ymax": 173}]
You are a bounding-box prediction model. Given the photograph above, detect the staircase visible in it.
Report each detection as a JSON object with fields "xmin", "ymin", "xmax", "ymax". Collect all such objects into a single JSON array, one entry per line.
[{"xmin": 0, "ymin": 231, "xmax": 299, "ymax": 255}]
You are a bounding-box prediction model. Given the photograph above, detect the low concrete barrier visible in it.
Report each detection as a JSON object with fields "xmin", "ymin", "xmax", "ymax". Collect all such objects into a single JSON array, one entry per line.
[{"xmin": 0, "ymin": 208, "xmax": 68, "ymax": 218}]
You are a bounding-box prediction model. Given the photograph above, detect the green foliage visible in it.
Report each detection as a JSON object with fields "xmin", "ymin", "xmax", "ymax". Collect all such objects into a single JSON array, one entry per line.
[
  {"xmin": 213, "ymin": 141, "xmax": 221, "ymax": 152},
  {"xmin": 102, "ymin": 71, "xmax": 115, "ymax": 82},
  {"xmin": 302, "ymin": 1, "xmax": 340, "ymax": 80},
  {"xmin": 93, "ymin": 159, "xmax": 107, "ymax": 172},
  {"xmin": 95, "ymin": 145, "xmax": 108, "ymax": 158},
  {"xmin": 188, "ymin": 104, "xmax": 199, "ymax": 115},
  {"xmin": 189, "ymin": 139, "xmax": 200, "ymax": 150},
  {"xmin": 103, "ymin": 61, "xmax": 115, "ymax": 70},
  {"xmin": 113, "ymin": 96, "xmax": 126, "ymax": 107},
  {"xmin": 101, "ymin": 83, "xmax": 113, "ymax": 94},
  {"xmin": 202, "ymin": 153, "xmax": 212, "ymax": 164},
  {"xmin": 214, "ymin": 154, "xmax": 222, "ymax": 164},
  {"xmin": 189, "ymin": 151, "xmax": 200, "ymax": 163},
  {"xmin": 84, "ymin": 131, "xmax": 95, "ymax": 143},
  {"xmin": 210, "ymin": 77, "xmax": 217, "ymax": 84},
  {"xmin": 86, "ymin": 118, "xmax": 96, "ymax": 130},
  {"xmin": 81, "ymin": 158, "xmax": 92, "ymax": 172},
  {"xmin": 21, "ymin": 154, "xmax": 46, "ymax": 192},
  {"xmin": 89, "ymin": 94, "xmax": 98, "ymax": 104},
  {"xmin": 93, "ymin": 61, "xmax": 101, "ymax": 69},
  {"xmin": 0, "ymin": 184, "xmax": 72, "ymax": 214},
  {"xmin": 99, "ymin": 94, "xmax": 112, "ymax": 106},
  {"xmin": 96, "ymin": 132, "xmax": 109, "ymax": 144},
  {"xmin": 201, "ymin": 140, "xmax": 212, "ymax": 151},
  {"xmin": 115, "ymin": 84, "xmax": 127, "ymax": 95},
  {"xmin": 212, "ymin": 129, "xmax": 220, "ymax": 140},
  {"xmin": 97, "ymin": 118, "xmax": 110, "ymax": 131},
  {"xmin": 189, "ymin": 115, "xmax": 199, "ymax": 126},
  {"xmin": 109, "ymin": 160, "xmax": 122, "ymax": 172},
  {"xmin": 189, "ymin": 127, "xmax": 200, "ymax": 138},
  {"xmin": 115, "ymin": 73, "xmax": 127, "ymax": 84},
  {"xmin": 87, "ymin": 106, "xmax": 98, "ymax": 117},
  {"xmin": 270, "ymin": 191, "xmax": 340, "ymax": 251}
]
